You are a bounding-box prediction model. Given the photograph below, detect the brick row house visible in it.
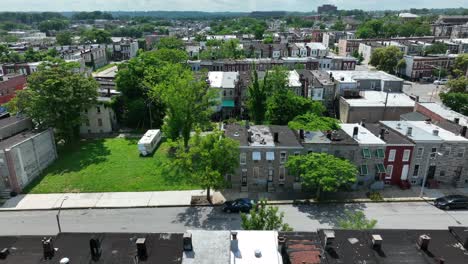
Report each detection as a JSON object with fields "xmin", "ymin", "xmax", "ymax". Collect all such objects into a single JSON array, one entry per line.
[{"xmin": 0, "ymin": 75, "xmax": 27, "ymax": 105}]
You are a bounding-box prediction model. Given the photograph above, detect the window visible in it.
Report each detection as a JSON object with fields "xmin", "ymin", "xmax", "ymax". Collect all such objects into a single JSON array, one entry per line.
[
  {"xmin": 268, "ymin": 168, "xmax": 274, "ymax": 182},
  {"xmin": 416, "ymin": 147, "xmax": 424, "ymax": 159},
  {"xmin": 360, "ymin": 165, "xmax": 368, "ymax": 175},
  {"xmin": 280, "ymin": 152, "xmax": 287, "ymax": 164},
  {"xmin": 458, "ymin": 148, "xmax": 465, "ymax": 158},
  {"xmin": 402, "ymin": 149, "xmax": 411, "ymax": 162},
  {"xmin": 97, "ymin": 107, "xmax": 101, "ymax": 113},
  {"xmin": 266, "ymin": 152, "xmax": 275, "ymax": 161},
  {"xmin": 279, "ymin": 167, "xmax": 285, "ymax": 182},
  {"xmin": 413, "ymin": 164, "xmax": 420, "ymax": 177},
  {"xmin": 241, "ymin": 170, "xmax": 247, "ymax": 187},
  {"xmin": 240, "ymin": 153, "xmax": 246, "ymax": 165},
  {"xmin": 85, "ymin": 119, "xmax": 90, "ymax": 126},
  {"xmin": 294, "ymin": 151, "xmax": 300, "ymax": 156},
  {"xmin": 376, "ymin": 149, "xmax": 385, "ymax": 158},
  {"xmin": 430, "ymin": 147, "xmax": 437, "ymax": 158},
  {"xmin": 253, "ymin": 167, "xmax": 259, "ymax": 178},
  {"xmin": 388, "ymin": 149, "xmax": 396, "ymax": 162},
  {"xmin": 98, "ymin": 118, "xmax": 103, "ymax": 127},
  {"xmin": 440, "ymin": 170, "xmax": 446, "ymax": 177},
  {"xmin": 444, "ymin": 146, "xmax": 451, "ymax": 156},
  {"xmin": 386, "ymin": 165, "xmax": 393, "ymax": 179},
  {"xmin": 377, "ymin": 163, "xmax": 386, "ymax": 174},
  {"xmin": 252, "ymin": 152, "xmax": 261, "ymax": 161},
  {"xmin": 362, "ymin": 149, "xmax": 371, "ymax": 159}
]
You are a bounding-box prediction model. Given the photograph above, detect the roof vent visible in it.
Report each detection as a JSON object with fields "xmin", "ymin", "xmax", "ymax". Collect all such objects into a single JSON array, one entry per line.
[
  {"xmin": 454, "ymin": 117, "xmax": 460, "ymax": 124},
  {"xmin": 397, "ymin": 123, "xmax": 402, "ymax": 129},
  {"xmin": 324, "ymin": 230, "xmax": 335, "ymax": 249},
  {"xmin": 417, "ymin": 234, "xmax": 431, "ymax": 251},
  {"xmin": 183, "ymin": 232, "xmax": 193, "ymax": 251},
  {"xmin": 42, "ymin": 237, "xmax": 54, "ymax": 260},
  {"xmin": 371, "ymin": 234, "xmax": 382, "ymax": 250},
  {"xmin": 254, "ymin": 249, "xmax": 262, "ymax": 258},
  {"xmin": 136, "ymin": 238, "xmax": 148, "ymax": 260},
  {"xmin": 60, "ymin": 258, "xmax": 70, "ymax": 264},
  {"xmin": 90, "ymin": 236, "xmax": 102, "ymax": 261},
  {"xmin": 432, "ymin": 129, "xmax": 439, "ymax": 136},
  {"xmin": 231, "ymin": 231, "xmax": 238, "ymax": 240},
  {"xmin": 353, "ymin": 126, "xmax": 359, "ymax": 139},
  {"xmin": 406, "ymin": 127, "xmax": 413, "ymax": 136}
]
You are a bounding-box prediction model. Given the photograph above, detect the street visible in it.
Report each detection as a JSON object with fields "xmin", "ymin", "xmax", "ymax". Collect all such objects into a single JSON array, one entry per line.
[{"xmin": 1, "ymin": 202, "xmax": 468, "ymax": 235}]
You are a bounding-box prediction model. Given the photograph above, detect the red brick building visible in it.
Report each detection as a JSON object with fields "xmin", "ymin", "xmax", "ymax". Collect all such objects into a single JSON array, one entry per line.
[{"xmin": 0, "ymin": 75, "xmax": 27, "ymax": 105}]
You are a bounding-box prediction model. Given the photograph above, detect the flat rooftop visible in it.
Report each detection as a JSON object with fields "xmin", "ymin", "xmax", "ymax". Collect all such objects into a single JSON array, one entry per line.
[
  {"xmin": 366, "ymin": 123, "xmax": 414, "ymax": 145},
  {"xmin": 418, "ymin": 102, "xmax": 467, "ymax": 127},
  {"xmin": 328, "ymin": 70, "xmax": 403, "ymax": 83},
  {"xmin": 0, "ymin": 130, "xmax": 39, "ymax": 150},
  {"xmin": 208, "ymin": 72, "xmax": 239, "ymax": 89},
  {"xmin": 340, "ymin": 123, "xmax": 386, "ymax": 145},
  {"xmin": 231, "ymin": 231, "xmax": 281, "ymax": 264},
  {"xmin": 182, "ymin": 230, "xmax": 230, "ymax": 264},
  {"xmin": 343, "ymin": 91, "xmax": 415, "ymax": 107},
  {"xmin": 381, "ymin": 121, "xmax": 468, "ymax": 143},
  {"xmin": 224, "ymin": 124, "xmax": 302, "ymax": 148}
]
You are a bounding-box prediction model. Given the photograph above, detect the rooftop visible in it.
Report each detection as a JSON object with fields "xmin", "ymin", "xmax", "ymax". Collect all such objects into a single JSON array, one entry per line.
[
  {"xmin": 288, "ymin": 70, "xmax": 301, "ymax": 87},
  {"xmin": 400, "ymin": 111, "xmax": 430, "ymax": 121},
  {"xmin": 418, "ymin": 102, "xmax": 467, "ymax": 127},
  {"xmin": 182, "ymin": 230, "xmax": 230, "ymax": 264},
  {"xmin": 328, "ymin": 70, "xmax": 403, "ymax": 83},
  {"xmin": 310, "ymin": 70, "xmax": 335, "ymax": 86},
  {"xmin": 399, "ymin": 13, "xmax": 420, "ymax": 18},
  {"xmin": 340, "ymin": 123, "xmax": 386, "ymax": 145},
  {"xmin": 366, "ymin": 123, "xmax": 414, "ymax": 145},
  {"xmin": 208, "ymin": 72, "xmax": 239, "ymax": 89},
  {"xmin": 381, "ymin": 121, "xmax": 468, "ymax": 143},
  {"xmin": 280, "ymin": 232, "xmax": 322, "ymax": 264},
  {"xmin": 306, "ymin": 42, "xmax": 327, "ymax": 50},
  {"xmin": 342, "ymin": 91, "xmax": 415, "ymax": 107},
  {"xmin": 224, "ymin": 124, "xmax": 302, "ymax": 148},
  {"xmin": 230, "ymin": 231, "xmax": 282, "ymax": 264},
  {"xmin": 0, "ymin": 130, "xmax": 38, "ymax": 150}
]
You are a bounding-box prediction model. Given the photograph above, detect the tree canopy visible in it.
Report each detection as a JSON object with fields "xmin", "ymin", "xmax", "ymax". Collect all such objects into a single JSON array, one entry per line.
[
  {"xmin": 338, "ymin": 211, "xmax": 378, "ymax": 229},
  {"xmin": 440, "ymin": 92, "xmax": 468, "ymax": 115},
  {"xmin": 370, "ymin": 46, "xmax": 404, "ymax": 74},
  {"xmin": 156, "ymin": 37, "xmax": 184, "ymax": 50},
  {"xmin": 241, "ymin": 199, "xmax": 293, "ymax": 231},
  {"xmin": 288, "ymin": 113, "xmax": 340, "ymax": 131},
  {"xmin": 356, "ymin": 17, "xmax": 431, "ymax": 38}
]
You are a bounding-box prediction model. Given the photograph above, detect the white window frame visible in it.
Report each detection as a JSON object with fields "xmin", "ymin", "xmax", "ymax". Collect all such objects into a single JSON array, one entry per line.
[
  {"xmin": 402, "ymin": 149, "xmax": 411, "ymax": 162},
  {"xmin": 266, "ymin": 152, "xmax": 275, "ymax": 161},
  {"xmin": 280, "ymin": 151, "xmax": 287, "ymax": 164},
  {"xmin": 444, "ymin": 146, "xmax": 451, "ymax": 156},
  {"xmin": 458, "ymin": 148, "xmax": 465, "ymax": 158},
  {"xmin": 430, "ymin": 147, "xmax": 437, "ymax": 158},
  {"xmin": 416, "ymin": 147, "xmax": 424, "ymax": 159},
  {"xmin": 388, "ymin": 149, "xmax": 396, "ymax": 162},
  {"xmin": 360, "ymin": 165, "xmax": 368, "ymax": 176},
  {"xmin": 252, "ymin": 152, "xmax": 261, "ymax": 161},
  {"xmin": 386, "ymin": 165, "xmax": 393, "ymax": 179},
  {"xmin": 240, "ymin": 153, "xmax": 246, "ymax": 165}
]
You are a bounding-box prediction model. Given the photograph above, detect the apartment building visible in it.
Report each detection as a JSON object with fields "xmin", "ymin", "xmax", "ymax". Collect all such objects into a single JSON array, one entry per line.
[
  {"xmin": 402, "ymin": 54, "xmax": 457, "ymax": 81},
  {"xmin": 432, "ymin": 16, "xmax": 468, "ymax": 38},
  {"xmin": 61, "ymin": 47, "xmax": 108, "ymax": 70},
  {"xmin": 381, "ymin": 121, "xmax": 468, "ymax": 187},
  {"xmin": 298, "ymin": 70, "xmax": 336, "ymax": 112},
  {"xmin": 188, "ymin": 58, "xmax": 319, "ymax": 72}
]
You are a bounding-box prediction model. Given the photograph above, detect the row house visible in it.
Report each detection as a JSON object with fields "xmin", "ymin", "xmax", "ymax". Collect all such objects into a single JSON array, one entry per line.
[
  {"xmin": 188, "ymin": 58, "xmax": 319, "ymax": 72},
  {"xmin": 402, "ymin": 54, "xmax": 457, "ymax": 81},
  {"xmin": 298, "ymin": 70, "xmax": 336, "ymax": 113},
  {"xmin": 245, "ymin": 42, "xmax": 328, "ymax": 59},
  {"xmin": 207, "ymin": 71, "xmax": 240, "ymax": 119},
  {"xmin": 432, "ymin": 16, "xmax": 468, "ymax": 38},
  {"xmin": 381, "ymin": 121, "xmax": 468, "ymax": 188},
  {"xmin": 61, "ymin": 47, "xmax": 108, "ymax": 70},
  {"xmin": 0, "ymin": 75, "xmax": 27, "ymax": 105}
]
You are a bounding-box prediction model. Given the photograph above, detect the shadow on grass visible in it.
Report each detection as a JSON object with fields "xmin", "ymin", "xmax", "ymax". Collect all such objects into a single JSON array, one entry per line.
[
  {"xmin": 172, "ymin": 206, "xmax": 241, "ymax": 230},
  {"xmin": 293, "ymin": 203, "xmax": 367, "ymax": 228},
  {"xmin": 22, "ymin": 139, "xmax": 110, "ymax": 193}
]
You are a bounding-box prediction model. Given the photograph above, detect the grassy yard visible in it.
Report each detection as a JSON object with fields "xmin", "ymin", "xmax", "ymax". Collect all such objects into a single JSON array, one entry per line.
[{"xmin": 24, "ymin": 138, "xmax": 198, "ymax": 194}]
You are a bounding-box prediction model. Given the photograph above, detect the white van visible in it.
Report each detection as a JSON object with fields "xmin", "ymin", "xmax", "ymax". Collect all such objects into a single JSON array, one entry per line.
[{"xmin": 137, "ymin": 129, "xmax": 161, "ymax": 156}]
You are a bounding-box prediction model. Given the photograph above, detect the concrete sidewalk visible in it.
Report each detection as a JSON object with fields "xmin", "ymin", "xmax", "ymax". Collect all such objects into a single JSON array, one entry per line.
[{"xmin": 0, "ymin": 190, "xmax": 225, "ymax": 211}]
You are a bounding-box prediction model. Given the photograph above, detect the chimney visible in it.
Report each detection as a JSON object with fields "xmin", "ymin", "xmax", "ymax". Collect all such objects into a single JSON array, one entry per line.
[
  {"xmin": 353, "ymin": 126, "xmax": 359, "ymax": 139},
  {"xmin": 461, "ymin": 126, "xmax": 467, "ymax": 137},
  {"xmin": 299, "ymin": 129, "xmax": 305, "ymax": 140},
  {"xmin": 380, "ymin": 128, "xmax": 385, "ymax": 140},
  {"xmin": 454, "ymin": 117, "xmax": 460, "ymax": 124},
  {"xmin": 136, "ymin": 238, "xmax": 148, "ymax": 260},
  {"xmin": 323, "ymin": 230, "xmax": 335, "ymax": 250},
  {"xmin": 231, "ymin": 231, "xmax": 238, "ymax": 240},
  {"xmin": 417, "ymin": 234, "xmax": 431, "ymax": 251},
  {"xmin": 326, "ymin": 131, "xmax": 332, "ymax": 140},
  {"xmin": 277, "ymin": 236, "xmax": 287, "ymax": 254},
  {"xmin": 406, "ymin": 127, "xmax": 413, "ymax": 137},
  {"xmin": 0, "ymin": 248, "xmax": 9, "ymax": 259},
  {"xmin": 361, "ymin": 118, "xmax": 366, "ymax": 127},
  {"xmin": 42, "ymin": 237, "xmax": 54, "ymax": 260},
  {"xmin": 432, "ymin": 129, "xmax": 439, "ymax": 136},
  {"xmin": 274, "ymin": 132, "xmax": 279, "ymax": 143},
  {"xmin": 90, "ymin": 237, "xmax": 102, "ymax": 261},
  {"xmin": 371, "ymin": 234, "xmax": 382, "ymax": 250},
  {"xmin": 415, "ymin": 96, "xmax": 420, "ymax": 102},
  {"xmin": 183, "ymin": 232, "xmax": 193, "ymax": 251}
]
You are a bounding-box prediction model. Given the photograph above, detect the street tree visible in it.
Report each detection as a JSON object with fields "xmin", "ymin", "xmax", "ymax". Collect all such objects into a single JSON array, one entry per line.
[
  {"xmin": 440, "ymin": 92, "xmax": 468, "ymax": 115},
  {"xmin": 247, "ymin": 70, "xmax": 267, "ymax": 124},
  {"xmin": 173, "ymin": 130, "xmax": 239, "ymax": 202},
  {"xmin": 338, "ymin": 211, "xmax": 377, "ymax": 229},
  {"xmin": 7, "ymin": 60, "xmax": 98, "ymax": 142},
  {"xmin": 56, "ymin": 31, "xmax": 73, "ymax": 45},
  {"xmin": 370, "ymin": 46, "xmax": 404, "ymax": 74},
  {"xmin": 424, "ymin": 42, "xmax": 448, "ymax": 55},
  {"xmin": 446, "ymin": 77, "xmax": 468, "ymax": 93},
  {"xmin": 286, "ymin": 153, "xmax": 357, "ymax": 199},
  {"xmin": 241, "ymin": 199, "xmax": 293, "ymax": 231},
  {"xmin": 452, "ymin": 54, "xmax": 468, "ymax": 77},
  {"xmin": 288, "ymin": 113, "xmax": 340, "ymax": 131}
]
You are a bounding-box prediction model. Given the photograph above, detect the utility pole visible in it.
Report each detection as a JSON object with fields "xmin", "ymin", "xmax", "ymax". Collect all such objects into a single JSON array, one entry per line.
[{"xmin": 382, "ymin": 88, "xmax": 390, "ymax": 121}]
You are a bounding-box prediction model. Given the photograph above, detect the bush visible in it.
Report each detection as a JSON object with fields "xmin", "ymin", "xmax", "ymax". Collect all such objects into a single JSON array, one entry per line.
[{"xmin": 367, "ymin": 192, "xmax": 384, "ymax": 201}]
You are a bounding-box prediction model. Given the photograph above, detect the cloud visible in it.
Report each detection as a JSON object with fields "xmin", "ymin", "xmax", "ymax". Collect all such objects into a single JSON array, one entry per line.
[{"xmin": 0, "ymin": 0, "xmax": 466, "ymax": 12}]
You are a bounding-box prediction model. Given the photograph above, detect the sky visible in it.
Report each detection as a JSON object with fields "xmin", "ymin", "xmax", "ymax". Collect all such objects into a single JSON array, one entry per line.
[{"xmin": 0, "ymin": 0, "xmax": 467, "ymax": 12}]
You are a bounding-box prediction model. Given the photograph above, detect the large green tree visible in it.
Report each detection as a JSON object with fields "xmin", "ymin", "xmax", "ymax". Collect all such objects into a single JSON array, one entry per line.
[
  {"xmin": 286, "ymin": 153, "xmax": 358, "ymax": 199},
  {"xmin": 440, "ymin": 92, "xmax": 468, "ymax": 115},
  {"xmin": 173, "ymin": 130, "xmax": 239, "ymax": 202},
  {"xmin": 424, "ymin": 42, "xmax": 448, "ymax": 55},
  {"xmin": 370, "ymin": 46, "xmax": 404, "ymax": 74},
  {"xmin": 247, "ymin": 70, "xmax": 267, "ymax": 124},
  {"xmin": 56, "ymin": 31, "xmax": 73, "ymax": 45},
  {"xmin": 157, "ymin": 37, "xmax": 184, "ymax": 50},
  {"xmin": 452, "ymin": 54, "xmax": 468, "ymax": 77},
  {"xmin": 446, "ymin": 77, "xmax": 468, "ymax": 93},
  {"xmin": 8, "ymin": 61, "xmax": 98, "ymax": 142},
  {"xmin": 288, "ymin": 113, "xmax": 340, "ymax": 131},
  {"xmin": 338, "ymin": 211, "xmax": 377, "ymax": 229},
  {"xmin": 241, "ymin": 199, "xmax": 292, "ymax": 231}
]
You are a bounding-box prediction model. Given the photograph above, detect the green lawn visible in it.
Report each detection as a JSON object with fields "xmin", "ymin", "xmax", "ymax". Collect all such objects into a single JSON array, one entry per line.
[{"xmin": 24, "ymin": 138, "xmax": 198, "ymax": 193}]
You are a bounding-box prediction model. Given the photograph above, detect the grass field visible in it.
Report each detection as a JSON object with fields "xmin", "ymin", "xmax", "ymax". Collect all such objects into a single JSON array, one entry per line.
[{"xmin": 24, "ymin": 138, "xmax": 198, "ymax": 194}]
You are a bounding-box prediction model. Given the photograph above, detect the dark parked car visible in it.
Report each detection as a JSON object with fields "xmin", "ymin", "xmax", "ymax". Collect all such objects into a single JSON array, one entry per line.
[
  {"xmin": 223, "ymin": 198, "xmax": 255, "ymax": 213},
  {"xmin": 434, "ymin": 195, "xmax": 468, "ymax": 210}
]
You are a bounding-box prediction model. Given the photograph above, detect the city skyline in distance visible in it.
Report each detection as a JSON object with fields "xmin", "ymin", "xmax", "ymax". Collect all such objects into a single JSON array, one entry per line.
[{"xmin": 0, "ymin": 0, "xmax": 466, "ymax": 12}]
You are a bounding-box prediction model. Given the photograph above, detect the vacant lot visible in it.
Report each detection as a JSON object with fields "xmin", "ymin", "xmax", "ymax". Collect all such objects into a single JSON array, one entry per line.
[{"xmin": 25, "ymin": 138, "xmax": 197, "ymax": 193}]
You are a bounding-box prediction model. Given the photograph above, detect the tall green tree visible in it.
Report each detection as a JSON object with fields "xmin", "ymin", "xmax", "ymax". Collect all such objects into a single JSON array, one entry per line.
[
  {"xmin": 247, "ymin": 70, "xmax": 267, "ymax": 124},
  {"xmin": 150, "ymin": 64, "xmax": 217, "ymax": 148},
  {"xmin": 157, "ymin": 37, "xmax": 184, "ymax": 50},
  {"xmin": 440, "ymin": 92, "xmax": 468, "ymax": 115},
  {"xmin": 7, "ymin": 61, "xmax": 98, "ymax": 142},
  {"xmin": 241, "ymin": 199, "xmax": 292, "ymax": 231},
  {"xmin": 173, "ymin": 130, "xmax": 239, "ymax": 202},
  {"xmin": 446, "ymin": 77, "xmax": 468, "ymax": 93},
  {"xmin": 338, "ymin": 211, "xmax": 377, "ymax": 229},
  {"xmin": 286, "ymin": 153, "xmax": 357, "ymax": 199},
  {"xmin": 452, "ymin": 54, "xmax": 468, "ymax": 77},
  {"xmin": 56, "ymin": 31, "xmax": 72, "ymax": 45},
  {"xmin": 288, "ymin": 113, "xmax": 340, "ymax": 131},
  {"xmin": 370, "ymin": 46, "xmax": 404, "ymax": 74},
  {"xmin": 424, "ymin": 42, "xmax": 448, "ymax": 55}
]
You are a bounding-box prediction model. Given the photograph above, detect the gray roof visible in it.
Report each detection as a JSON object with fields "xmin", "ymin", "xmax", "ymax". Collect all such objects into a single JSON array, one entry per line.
[
  {"xmin": 400, "ymin": 111, "xmax": 429, "ymax": 121},
  {"xmin": 182, "ymin": 231, "xmax": 230, "ymax": 264},
  {"xmin": 366, "ymin": 123, "xmax": 414, "ymax": 145},
  {"xmin": 224, "ymin": 123, "xmax": 302, "ymax": 148}
]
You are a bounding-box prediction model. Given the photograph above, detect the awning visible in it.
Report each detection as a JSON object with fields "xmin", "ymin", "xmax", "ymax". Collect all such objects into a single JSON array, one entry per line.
[
  {"xmin": 266, "ymin": 152, "xmax": 275, "ymax": 161},
  {"xmin": 222, "ymin": 100, "xmax": 235, "ymax": 107},
  {"xmin": 376, "ymin": 163, "xmax": 386, "ymax": 174},
  {"xmin": 252, "ymin": 152, "xmax": 261, "ymax": 161}
]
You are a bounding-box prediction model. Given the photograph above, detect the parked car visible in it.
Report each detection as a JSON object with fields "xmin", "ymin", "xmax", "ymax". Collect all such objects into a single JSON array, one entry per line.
[
  {"xmin": 433, "ymin": 79, "xmax": 448, "ymax": 85},
  {"xmin": 222, "ymin": 198, "xmax": 256, "ymax": 213},
  {"xmin": 434, "ymin": 195, "xmax": 468, "ymax": 210}
]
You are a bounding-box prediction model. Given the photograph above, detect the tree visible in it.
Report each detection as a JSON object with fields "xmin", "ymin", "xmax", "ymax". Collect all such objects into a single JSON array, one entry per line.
[
  {"xmin": 247, "ymin": 70, "xmax": 267, "ymax": 124},
  {"xmin": 452, "ymin": 54, "xmax": 468, "ymax": 77},
  {"xmin": 7, "ymin": 61, "xmax": 98, "ymax": 142},
  {"xmin": 370, "ymin": 46, "xmax": 404, "ymax": 74},
  {"xmin": 286, "ymin": 153, "xmax": 357, "ymax": 199},
  {"xmin": 424, "ymin": 42, "xmax": 448, "ymax": 55},
  {"xmin": 56, "ymin": 31, "xmax": 72, "ymax": 45},
  {"xmin": 150, "ymin": 64, "xmax": 217, "ymax": 148},
  {"xmin": 440, "ymin": 92, "xmax": 468, "ymax": 115},
  {"xmin": 331, "ymin": 20, "xmax": 346, "ymax": 31},
  {"xmin": 241, "ymin": 199, "xmax": 292, "ymax": 231},
  {"xmin": 173, "ymin": 130, "xmax": 239, "ymax": 202},
  {"xmin": 288, "ymin": 113, "xmax": 340, "ymax": 131},
  {"xmin": 446, "ymin": 77, "xmax": 468, "ymax": 93},
  {"xmin": 221, "ymin": 39, "xmax": 243, "ymax": 59},
  {"xmin": 81, "ymin": 29, "xmax": 111, "ymax": 44},
  {"xmin": 338, "ymin": 211, "xmax": 377, "ymax": 229},
  {"xmin": 157, "ymin": 37, "xmax": 184, "ymax": 50},
  {"xmin": 38, "ymin": 19, "xmax": 69, "ymax": 33}
]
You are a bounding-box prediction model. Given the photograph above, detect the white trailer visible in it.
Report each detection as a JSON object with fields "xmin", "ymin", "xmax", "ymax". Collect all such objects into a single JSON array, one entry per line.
[{"xmin": 137, "ymin": 129, "xmax": 161, "ymax": 156}]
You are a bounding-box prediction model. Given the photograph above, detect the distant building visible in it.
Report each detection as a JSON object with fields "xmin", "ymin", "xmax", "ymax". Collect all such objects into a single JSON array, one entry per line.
[
  {"xmin": 207, "ymin": 71, "xmax": 240, "ymax": 119},
  {"xmin": 432, "ymin": 16, "xmax": 468, "ymax": 38},
  {"xmin": 317, "ymin": 4, "xmax": 337, "ymax": 14},
  {"xmin": 0, "ymin": 75, "xmax": 27, "ymax": 105},
  {"xmin": 80, "ymin": 97, "xmax": 117, "ymax": 135},
  {"xmin": 398, "ymin": 13, "xmax": 420, "ymax": 21},
  {"xmin": 402, "ymin": 54, "xmax": 457, "ymax": 81}
]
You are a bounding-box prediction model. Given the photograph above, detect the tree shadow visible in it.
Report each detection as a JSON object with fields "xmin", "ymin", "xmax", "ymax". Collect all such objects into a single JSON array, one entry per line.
[
  {"xmin": 22, "ymin": 139, "xmax": 111, "ymax": 193},
  {"xmin": 171, "ymin": 206, "xmax": 241, "ymax": 230},
  {"xmin": 293, "ymin": 203, "xmax": 368, "ymax": 228}
]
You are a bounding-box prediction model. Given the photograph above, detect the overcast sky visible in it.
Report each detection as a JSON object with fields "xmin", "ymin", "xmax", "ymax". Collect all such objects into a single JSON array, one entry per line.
[{"xmin": 0, "ymin": 0, "xmax": 467, "ymax": 12}]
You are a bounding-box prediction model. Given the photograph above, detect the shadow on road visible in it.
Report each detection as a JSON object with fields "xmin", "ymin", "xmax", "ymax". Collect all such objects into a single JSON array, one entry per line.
[
  {"xmin": 294, "ymin": 203, "xmax": 367, "ymax": 228},
  {"xmin": 172, "ymin": 206, "xmax": 241, "ymax": 230}
]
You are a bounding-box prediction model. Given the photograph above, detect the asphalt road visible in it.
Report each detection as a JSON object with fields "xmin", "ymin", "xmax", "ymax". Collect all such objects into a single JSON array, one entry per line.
[{"xmin": 1, "ymin": 202, "xmax": 467, "ymax": 236}]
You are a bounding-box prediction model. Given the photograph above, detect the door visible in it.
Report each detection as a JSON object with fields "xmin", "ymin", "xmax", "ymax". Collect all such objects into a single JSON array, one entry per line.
[
  {"xmin": 427, "ymin": 166, "xmax": 436, "ymax": 180},
  {"xmin": 401, "ymin": 165, "xmax": 409, "ymax": 181}
]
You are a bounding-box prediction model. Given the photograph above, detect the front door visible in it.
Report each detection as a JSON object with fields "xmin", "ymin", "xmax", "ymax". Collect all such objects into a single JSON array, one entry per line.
[
  {"xmin": 401, "ymin": 165, "xmax": 409, "ymax": 181},
  {"xmin": 427, "ymin": 166, "xmax": 436, "ymax": 180}
]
